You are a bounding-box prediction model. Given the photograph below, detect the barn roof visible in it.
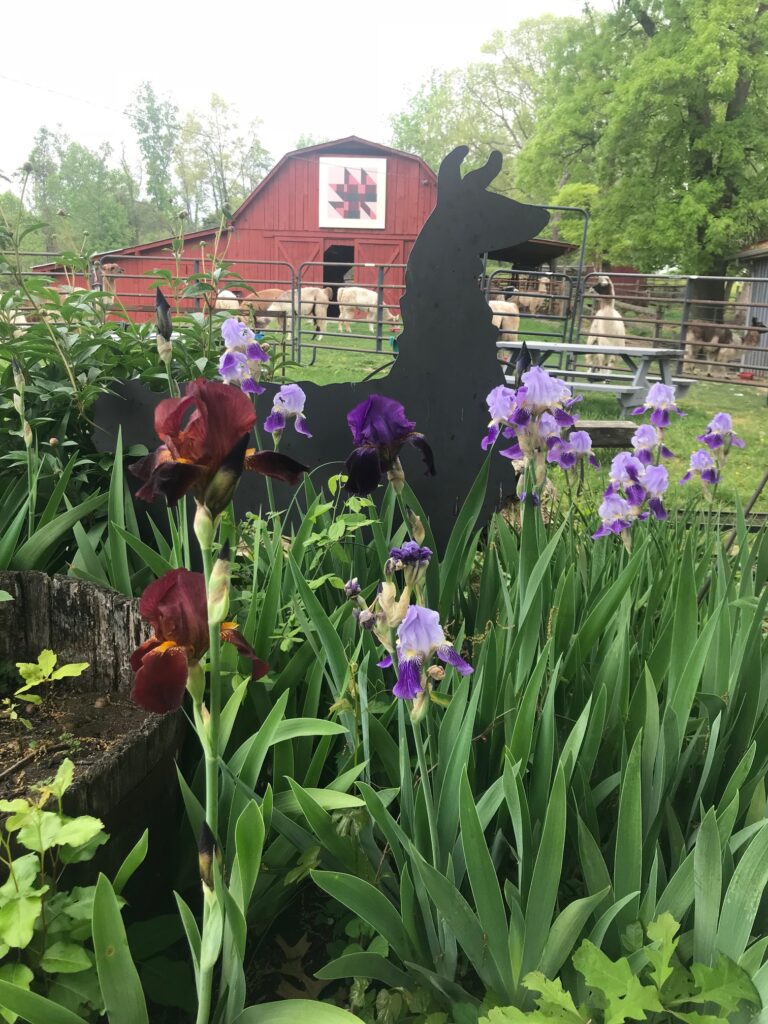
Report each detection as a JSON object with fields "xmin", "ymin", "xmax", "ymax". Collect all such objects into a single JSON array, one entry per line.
[
  {"xmin": 737, "ymin": 240, "xmax": 768, "ymax": 261},
  {"xmin": 229, "ymin": 135, "xmax": 437, "ymax": 224}
]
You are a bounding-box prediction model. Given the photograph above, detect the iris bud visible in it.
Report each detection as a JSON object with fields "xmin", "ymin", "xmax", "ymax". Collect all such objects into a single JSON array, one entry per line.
[
  {"xmin": 207, "ymin": 541, "xmax": 231, "ymax": 624},
  {"xmin": 387, "ymin": 457, "xmax": 405, "ymax": 494},
  {"xmin": 23, "ymin": 421, "xmax": 33, "ymax": 448},
  {"xmin": 194, "ymin": 502, "xmax": 214, "ymax": 549},
  {"xmin": 186, "ymin": 662, "xmax": 205, "ymax": 705}
]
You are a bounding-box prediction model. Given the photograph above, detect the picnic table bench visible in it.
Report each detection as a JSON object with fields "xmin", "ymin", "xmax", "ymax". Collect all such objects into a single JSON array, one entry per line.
[{"xmin": 498, "ymin": 340, "xmax": 694, "ymax": 412}]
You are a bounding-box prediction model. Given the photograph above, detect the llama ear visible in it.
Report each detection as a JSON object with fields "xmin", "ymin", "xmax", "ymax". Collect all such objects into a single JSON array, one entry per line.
[
  {"xmin": 437, "ymin": 146, "xmax": 470, "ymax": 190},
  {"xmin": 462, "ymin": 150, "xmax": 503, "ymax": 191}
]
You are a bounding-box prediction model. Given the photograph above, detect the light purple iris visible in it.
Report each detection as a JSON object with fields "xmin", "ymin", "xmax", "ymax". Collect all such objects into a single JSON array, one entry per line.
[
  {"xmin": 517, "ymin": 366, "xmax": 572, "ymax": 413},
  {"xmin": 345, "ymin": 395, "xmax": 434, "ymax": 497},
  {"xmin": 697, "ymin": 412, "xmax": 745, "ymax": 450},
  {"xmin": 631, "ymin": 423, "xmax": 674, "ymax": 464},
  {"xmin": 607, "ymin": 452, "xmax": 644, "ymax": 494},
  {"xmin": 632, "ymin": 382, "xmax": 684, "ymax": 428},
  {"xmin": 218, "ymin": 349, "xmax": 265, "ymax": 395},
  {"xmin": 592, "ymin": 493, "xmax": 634, "ymax": 539},
  {"xmin": 482, "ymin": 385, "xmax": 518, "ymax": 450},
  {"xmin": 222, "ymin": 318, "xmax": 255, "ymax": 349},
  {"xmin": 263, "ymin": 383, "xmax": 311, "ymax": 438},
  {"xmin": 569, "ymin": 429, "xmax": 600, "ymax": 468},
  {"xmin": 547, "ymin": 437, "xmax": 576, "ymax": 469},
  {"xmin": 642, "ymin": 464, "xmax": 669, "ymax": 519},
  {"xmin": 393, "ymin": 605, "xmax": 472, "ymax": 700},
  {"xmin": 680, "ymin": 448, "xmax": 720, "ymax": 485}
]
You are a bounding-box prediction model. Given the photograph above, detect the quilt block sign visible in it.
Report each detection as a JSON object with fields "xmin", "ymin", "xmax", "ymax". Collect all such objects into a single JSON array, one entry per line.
[{"xmin": 318, "ymin": 156, "xmax": 386, "ymax": 228}]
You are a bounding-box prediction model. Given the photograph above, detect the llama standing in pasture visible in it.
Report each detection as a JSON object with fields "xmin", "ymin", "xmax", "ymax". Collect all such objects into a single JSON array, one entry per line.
[
  {"xmin": 585, "ymin": 275, "xmax": 626, "ymax": 371},
  {"xmin": 488, "ymin": 298, "xmax": 520, "ymax": 342},
  {"xmin": 337, "ymin": 286, "xmax": 401, "ymax": 333}
]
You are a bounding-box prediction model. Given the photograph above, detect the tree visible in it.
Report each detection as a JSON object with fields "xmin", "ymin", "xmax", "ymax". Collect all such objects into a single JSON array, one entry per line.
[
  {"xmin": 173, "ymin": 95, "xmax": 271, "ymax": 226},
  {"xmin": 127, "ymin": 82, "xmax": 180, "ymax": 224},
  {"xmin": 391, "ymin": 17, "xmax": 574, "ymax": 192},
  {"xmin": 25, "ymin": 130, "xmax": 140, "ymax": 252},
  {"xmin": 516, "ymin": 1, "xmax": 768, "ymax": 305}
]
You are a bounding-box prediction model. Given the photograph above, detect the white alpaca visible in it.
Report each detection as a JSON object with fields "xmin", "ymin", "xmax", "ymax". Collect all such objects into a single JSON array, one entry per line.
[
  {"xmin": 585, "ymin": 276, "xmax": 625, "ymax": 371},
  {"xmin": 488, "ymin": 298, "xmax": 520, "ymax": 342}
]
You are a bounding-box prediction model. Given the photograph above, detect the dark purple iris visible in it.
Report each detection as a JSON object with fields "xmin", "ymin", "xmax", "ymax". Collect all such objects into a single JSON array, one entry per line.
[{"xmin": 344, "ymin": 395, "xmax": 435, "ymax": 497}]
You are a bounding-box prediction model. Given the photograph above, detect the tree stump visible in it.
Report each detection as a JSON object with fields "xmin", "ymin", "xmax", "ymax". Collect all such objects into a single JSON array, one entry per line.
[{"xmin": 0, "ymin": 571, "xmax": 183, "ymax": 885}]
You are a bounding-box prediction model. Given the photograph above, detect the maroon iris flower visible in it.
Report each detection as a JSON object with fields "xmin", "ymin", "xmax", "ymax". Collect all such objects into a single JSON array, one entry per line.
[
  {"xmin": 344, "ymin": 395, "xmax": 435, "ymax": 496},
  {"xmin": 131, "ymin": 569, "xmax": 267, "ymax": 713},
  {"xmin": 131, "ymin": 378, "xmax": 307, "ymax": 516}
]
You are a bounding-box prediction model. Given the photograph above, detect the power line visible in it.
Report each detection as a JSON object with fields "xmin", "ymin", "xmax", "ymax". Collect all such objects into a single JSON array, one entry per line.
[{"xmin": 0, "ymin": 73, "xmax": 125, "ymax": 115}]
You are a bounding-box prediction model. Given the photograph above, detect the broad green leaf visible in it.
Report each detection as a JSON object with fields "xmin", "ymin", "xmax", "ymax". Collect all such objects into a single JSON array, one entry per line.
[
  {"xmin": 55, "ymin": 817, "xmax": 103, "ymax": 849},
  {"xmin": 459, "ymin": 773, "xmax": 511, "ymax": 994},
  {"xmin": 235, "ymin": 1002, "xmax": 365, "ymax": 1023},
  {"xmin": 688, "ymin": 954, "xmax": 760, "ymax": 1013},
  {"xmin": 92, "ymin": 875, "xmax": 148, "ymax": 1024},
  {"xmin": 11, "ymin": 492, "xmax": 108, "ymax": 571},
  {"xmin": 112, "ymin": 830, "xmax": 149, "ymax": 896},
  {"xmin": 272, "ymin": 789, "xmax": 364, "ymax": 815},
  {"xmin": 645, "ymin": 913, "xmax": 679, "ymax": 990},
  {"xmin": 311, "ymin": 871, "xmax": 412, "ymax": 961},
  {"xmin": 0, "ymin": 964, "xmax": 33, "ymax": 1024},
  {"xmin": 49, "ymin": 663, "xmax": 89, "ymax": 681},
  {"xmin": 0, "ymin": 898, "xmax": 41, "ymax": 948},
  {"xmin": 40, "ymin": 942, "xmax": 92, "ymax": 974},
  {"xmin": 522, "ymin": 971, "xmax": 585, "ymax": 1022},
  {"xmin": 522, "ymin": 766, "xmax": 566, "ymax": 976},
  {"xmin": 693, "ymin": 809, "xmax": 720, "ymax": 967},
  {"xmin": 538, "ymin": 888, "xmax": 610, "ymax": 979},
  {"xmin": 716, "ymin": 821, "xmax": 768, "ymax": 960},
  {"xmin": 315, "ymin": 953, "xmax": 411, "ymax": 990},
  {"xmin": 0, "ymin": 981, "xmax": 87, "ymax": 1024},
  {"xmin": 572, "ymin": 941, "xmax": 662, "ymax": 1024},
  {"xmin": 613, "ymin": 732, "xmax": 643, "ymax": 933}
]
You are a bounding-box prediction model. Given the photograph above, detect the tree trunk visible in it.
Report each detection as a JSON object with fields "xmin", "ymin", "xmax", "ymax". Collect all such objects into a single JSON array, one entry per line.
[{"xmin": 689, "ymin": 261, "xmax": 728, "ymax": 322}]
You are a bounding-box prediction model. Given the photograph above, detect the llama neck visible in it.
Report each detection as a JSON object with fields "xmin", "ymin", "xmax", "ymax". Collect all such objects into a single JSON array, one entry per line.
[{"xmin": 597, "ymin": 296, "xmax": 615, "ymax": 311}]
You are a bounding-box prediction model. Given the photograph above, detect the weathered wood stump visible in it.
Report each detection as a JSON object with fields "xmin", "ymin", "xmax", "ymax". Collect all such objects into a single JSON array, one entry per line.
[{"xmin": 0, "ymin": 572, "xmax": 183, "ymax": 887}]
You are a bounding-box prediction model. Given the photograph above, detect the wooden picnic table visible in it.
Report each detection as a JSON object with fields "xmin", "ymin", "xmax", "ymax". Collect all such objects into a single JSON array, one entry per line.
[{"xmin": 497, "ymin": 340, "xmax": 691, "ymax": 411}]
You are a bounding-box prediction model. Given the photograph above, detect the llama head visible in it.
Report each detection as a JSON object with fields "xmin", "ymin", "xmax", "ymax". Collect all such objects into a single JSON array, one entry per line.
[
  {"xmin": 424, "ymin": 147, "xmax": 549, "ymax": 268},
  {"xmin": 751, "ymin": 316, "xmax": 767, "ymax": 330},
  {"xmin": 588, "ymin": 275, "xmax": 614, "ymax": 298}
]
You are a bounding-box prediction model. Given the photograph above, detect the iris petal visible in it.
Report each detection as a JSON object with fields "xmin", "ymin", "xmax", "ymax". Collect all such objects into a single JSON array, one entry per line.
[
  {"xmin": 436, "ymin": 644, "xmax": 473, "ymax": 676},
  {"xmin": 393, "ymin": 657, "xmax": 423, "ymax": 699},
  {"xmin": 344, "ymin": 447, "xmax": 384, "ymax": 496},
  {"xmin": 131, "ymin": 644, "xmax": 190, "ymax": 713}
]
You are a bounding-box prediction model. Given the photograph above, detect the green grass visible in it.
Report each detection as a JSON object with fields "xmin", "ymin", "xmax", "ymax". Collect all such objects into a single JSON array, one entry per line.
[{"xmin": 273, "ymin": 319, "xmax": 768, "ymax": 512}]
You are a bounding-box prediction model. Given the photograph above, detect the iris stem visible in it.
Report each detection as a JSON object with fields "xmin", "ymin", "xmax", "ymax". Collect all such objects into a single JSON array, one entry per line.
[
  {"xmin": 412, "ymin": 715, "xmax": 440, "ymax": 869},
  {"xmin": 196, "ymin": 535, "xmax": 221, "ymax": 1024},
  {"xmin": 254, "ymin": 423, "xmax": 276, "ymax": 516}
]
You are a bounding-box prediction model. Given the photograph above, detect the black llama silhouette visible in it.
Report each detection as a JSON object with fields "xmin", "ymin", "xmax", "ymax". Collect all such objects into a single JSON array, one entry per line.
[{"xmin": 95, "ymin": 147, "xmax": 549, "ymax": 547}]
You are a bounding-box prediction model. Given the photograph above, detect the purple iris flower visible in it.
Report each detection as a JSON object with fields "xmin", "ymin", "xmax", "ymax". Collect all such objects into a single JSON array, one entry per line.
[
  {"xmin": 546, "ymin": 437, "xmax": 577, "ymax": 469},
  {"xmin": 344, "ymin": 395, "xmax": 435, "ymax": 497},
  {"xmin": 607, "ymin": 452, "xmax": 644, "ymax": 494},
  {"xmin": 697, "ymin": 412, "xmax": 745, "ymax": 450},
  {"xmin": 388, "ymin": 541, "xmax": 432, "ymax": 568},
  {"xmin": 264, "ymin": 384, "xmax": 311, "ymax": 438},
  {"xmin": 631, "ymin": 423, "xmax": 674, "ymax": 464},
  {"xmin": 642, "ymin": 463, "xmax": 669, "ymax": 520},
  {"xmin": 218, "ymin": 349, "xmax": 265, "ymax": 395},
  {"xmin": 517, "ymin": 366, "xmax": 573, "ymax": 413},
  {"xmin": 538, "ymin": 412, "xmax": 561, "ymax": 441},
  {"xmin": 592, "ymin": 493, "xmax": 634, "ymax": 539},
  {"xmin": 393, "ymin": 605, "xmax": 472, "ymax": 699},
  {"xmin": 680, "ymin": 448, "xmax": 720, "ymax": 485},
  {"xmin": 222, "ymin": 318, "xmax": 255, "ymax": 349},
  {"xmin": 569, "ymin": 429, "xmax": 600, "ymax": 468},
  {"xmin": 483, "ymin": 385, "xmax": 518, "ymax": 450},
  {"xmin": 632, "ymin": 382, "xmax": 684, "ymax": 428}
]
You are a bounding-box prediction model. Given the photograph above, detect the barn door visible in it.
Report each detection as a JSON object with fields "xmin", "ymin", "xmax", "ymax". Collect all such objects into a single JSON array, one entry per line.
[
  {"xmin": 276, "ymin": 237, "xmax": 323, "ymax": 281},
  {"xmin": 356, "ymin": 240, "xmax": 404, "ymax": 311}
]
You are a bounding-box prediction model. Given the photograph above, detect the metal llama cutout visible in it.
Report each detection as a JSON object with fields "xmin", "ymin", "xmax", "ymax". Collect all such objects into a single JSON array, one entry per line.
[{"xmin": 95, "ymin": 147, "xmax": 549, "ymax": 546}]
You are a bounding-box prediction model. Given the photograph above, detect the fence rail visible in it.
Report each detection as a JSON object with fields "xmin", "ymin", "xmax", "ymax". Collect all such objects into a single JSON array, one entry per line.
[{"xmin": 2, "ymin": 252, "xmax": 768, "ymax": 390}]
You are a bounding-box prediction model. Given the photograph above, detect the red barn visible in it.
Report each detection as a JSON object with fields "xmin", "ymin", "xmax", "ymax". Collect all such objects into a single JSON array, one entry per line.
[
  {"xmin": 35, "ymin": 136, "xmax": 574, "ymax": 323},
  {"xmin": 48, "ymin": 137, "xmax": 437, "ymax": 320}
]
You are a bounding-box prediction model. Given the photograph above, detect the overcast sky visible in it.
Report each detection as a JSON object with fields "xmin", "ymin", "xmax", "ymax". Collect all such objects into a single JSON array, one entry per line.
[{"xmin": 1, "ymin": 0, "xmax": 604, "ymax": 186}]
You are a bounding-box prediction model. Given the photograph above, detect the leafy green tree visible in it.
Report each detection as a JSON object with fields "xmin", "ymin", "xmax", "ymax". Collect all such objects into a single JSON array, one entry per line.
[
  {"xmin": 174, "ymin": 94, "xmax": 271, "ymax": 226},
  {"xmin": 391, "ymin": 17, "xmax": 574, "ymax": 192},
  {"xmin": 127, "ymin": 82, "xmax": 180, "ymax": 224},
  {"xmin": 517, "ymin": 0, "xmax": 768, "ymax": 304}
]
